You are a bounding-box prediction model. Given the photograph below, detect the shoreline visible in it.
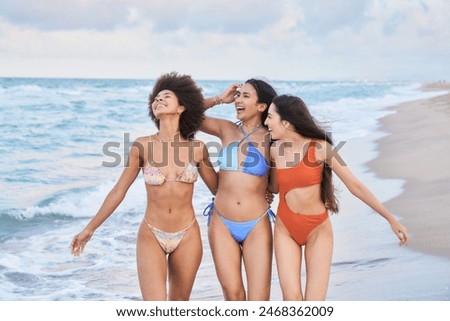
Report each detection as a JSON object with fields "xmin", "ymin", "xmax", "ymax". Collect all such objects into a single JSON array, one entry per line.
[{"xmin": 368, "ymin": 82, "xmax": 450, "ymax": 260}]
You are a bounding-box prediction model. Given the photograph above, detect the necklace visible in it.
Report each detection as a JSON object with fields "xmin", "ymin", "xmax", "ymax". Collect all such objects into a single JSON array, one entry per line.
[
  {"xmin": 239, "ymin": 123, "xmax": 263, "ymax": 138},
  {"xmin": 240, "ymin": 122, "xmax": 262, "ymax": 131},
  {"xmin": 155, "ymin": 132, "xmax": 180, "ymax": 142}
]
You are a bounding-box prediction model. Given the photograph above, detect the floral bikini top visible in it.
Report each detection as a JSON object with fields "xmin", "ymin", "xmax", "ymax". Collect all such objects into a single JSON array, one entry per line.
[{"xmin": 143, "ymin": 162, "xmax": 199, "ymax": 186}]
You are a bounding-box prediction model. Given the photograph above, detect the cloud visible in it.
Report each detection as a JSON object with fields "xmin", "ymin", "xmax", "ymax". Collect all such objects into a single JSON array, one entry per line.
[
  {"xmin": 0, "ymin": 0, "xmax": 132, "ymax": 31},
  {"xmin": 0, "ymin": 0, "xmax": 284, "ymax": 33},
  {"xmin": 140, "ymin": 0, "xmax": 284, "ymax": 34},
  {"xmin": 297, "ymin": 0, "xmax": 370, "ymax": 36},
  {"xmin": 0, "ymin": 0, "xmax": 449, "ymax": 80}
]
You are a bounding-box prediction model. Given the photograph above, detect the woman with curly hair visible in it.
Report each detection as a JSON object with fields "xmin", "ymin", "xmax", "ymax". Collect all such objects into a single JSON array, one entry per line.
[
  {"xmin": 70, "ymin": 72, "xmax": 218, "ymax": 300},
  {"xmin": 265, "ymin": 94, "xmax": 408, "ymax": 300}
]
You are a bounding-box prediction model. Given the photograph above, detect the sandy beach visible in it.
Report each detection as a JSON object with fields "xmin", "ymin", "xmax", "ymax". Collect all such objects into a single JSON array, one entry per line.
[{"xmin": 369, "ymin": 82, "xmax": 450, "ymax": 260}]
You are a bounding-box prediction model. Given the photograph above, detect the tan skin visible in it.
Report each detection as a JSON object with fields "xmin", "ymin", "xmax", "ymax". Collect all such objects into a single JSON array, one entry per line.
[
  {"xmin": 265, "ymin": 103, "xmax": 408, "ymax": 301},
  {"xmin": 201, "ymin": 83, "xmax": 273, "ymax": 300},
  {"xmin": 70, "ymin": 90, "xmax": 218, "ymax": 300}
]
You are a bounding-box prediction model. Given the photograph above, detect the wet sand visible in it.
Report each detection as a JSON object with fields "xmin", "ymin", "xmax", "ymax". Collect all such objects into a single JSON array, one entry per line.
[{"xmin": 369, "ymin": 82, "xmax": 450, "ymax": 259}]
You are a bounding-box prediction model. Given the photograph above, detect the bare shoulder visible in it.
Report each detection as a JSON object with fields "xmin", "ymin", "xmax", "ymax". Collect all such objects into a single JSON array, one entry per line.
[
  {"xmin": 270, "ymin": 140, "xmax": 281, "ymax": 150},
  {"xmin": 128, "ymin": 136, "xmax": 151, "ymax": 163},
  {"xmin": 134, "ymin": 135, "xmax": 152, "ymax": 146},
  {"xmin": 269, "ymin": 140, "xmax": 282, "ymax": 157},
  {"xmin": 131, "ymin": 135, "xmax": 153, "ymax": 154},
  {"xmin": 255, "ymin": 128, "xmax": 271, "ymax": 145},
  {"xmin": 313, "ymin": 139, "xmax": 330, "ymax": 162}
]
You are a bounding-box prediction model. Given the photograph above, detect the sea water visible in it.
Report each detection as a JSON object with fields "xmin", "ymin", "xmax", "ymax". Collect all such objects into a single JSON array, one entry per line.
[{"xmin": 0, "ymin": 77, "xmax": 448, "ymax": 300}]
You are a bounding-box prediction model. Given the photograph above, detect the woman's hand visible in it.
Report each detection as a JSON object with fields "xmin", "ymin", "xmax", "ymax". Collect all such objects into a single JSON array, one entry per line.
[
  {"xmin": 70, "ymin": 229, "xmax": 94, "ymax": 256},
  {"xmin": 265, "ymin": 190, "xmax": 274, "ymax": 205},
  {"xmin": 390, "ymin": 221, "xmax": 409, "ymax": 246},
  {"xmin": 218, "ymin": 83, "xmax": 242, "ymax": 104}
]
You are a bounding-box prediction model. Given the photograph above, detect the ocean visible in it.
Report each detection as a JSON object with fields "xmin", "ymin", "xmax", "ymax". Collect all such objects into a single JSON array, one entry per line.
[{"xmin": 0, "ymin": 77, "xmax": 449, "ymax": 301}]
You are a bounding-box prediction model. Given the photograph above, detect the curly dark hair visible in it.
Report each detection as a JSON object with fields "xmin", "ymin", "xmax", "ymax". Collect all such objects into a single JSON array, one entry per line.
[
  {"xmin": 245, "ymin": 78, "xmax": 277, "ymax": 127},
  {"xmin": 148, "ymin": 72, "xmax": 204, "ymax": 140},
  {"xmin": 272, "ymin": 94, "xmax": 339, "ymax": 213}
]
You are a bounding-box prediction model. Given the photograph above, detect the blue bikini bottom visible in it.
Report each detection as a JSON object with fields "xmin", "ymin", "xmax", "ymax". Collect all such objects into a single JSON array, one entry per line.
[{"xmin": 203, "ymin": 198, "xmax": 275, "ymax": 243}]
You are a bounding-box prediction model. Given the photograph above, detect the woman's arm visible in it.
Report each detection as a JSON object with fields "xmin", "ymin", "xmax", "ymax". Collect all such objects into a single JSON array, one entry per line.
[
  {"xmin": 318, "ymin": 141, "xmax": 409, "ymax": 245},
  {"xmin": 203, "ymin": 83, "xmax": 241, "ymax": 109},
  {"xmin": 200, "ymin": 116, "xmax": 236, "ymax": 138},
  {"xmin": 197, "ymin": 141, "xmax": 218, "ymax": 195},
  {"xmin": 70, "ymin": 140, "xmax": 142, "ymax": 256},
  {"xmin": 200, "ymin": 83, "xmax": 241, "ymax": 138}
]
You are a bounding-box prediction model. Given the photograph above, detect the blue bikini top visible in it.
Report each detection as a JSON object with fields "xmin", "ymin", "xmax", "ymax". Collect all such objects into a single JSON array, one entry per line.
[{"xmin": 218, "ymin": 124, "xmax": 269, "ymax": 177}]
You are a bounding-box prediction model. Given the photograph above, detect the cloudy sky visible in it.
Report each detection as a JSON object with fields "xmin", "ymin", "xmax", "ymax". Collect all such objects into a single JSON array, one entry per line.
[{"xmin": 0, "ymin": 0, "xmax": 449, "ymax": 81}]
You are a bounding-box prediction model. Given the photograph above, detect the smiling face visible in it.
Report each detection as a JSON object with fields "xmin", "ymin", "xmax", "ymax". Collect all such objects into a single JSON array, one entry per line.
[
  {"xmin": 233, "ymin": 83, "xmax": 263, "ymax": 121},
  {"xmin": 264, "ymin": 103, "xmax": 286, "ymax": 140},
  {"xmin": 151, "ymin": 90, "xmax": 184, "ymax": 119}
]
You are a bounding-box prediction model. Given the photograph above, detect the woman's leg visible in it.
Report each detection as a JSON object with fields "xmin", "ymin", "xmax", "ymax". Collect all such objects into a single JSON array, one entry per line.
[
  {"xmin": 208, "ymin": 213, "xmax": 246, "ymax": 300},
  {"xmin": 304, "ymin": 219, "xmax": 333, "ymax": 301},
  {"xmin": 167, "ymin": 221, "xmax": 203, "ymax": 300},
  {"xmin": 242, "ymin": 216, "xmax": 273, "ymax": 300},
  {"xmin": 136, "ymin": 222, "xmax": 168, "ymax": 300},
  {"xmin": 274, "ymin": 218, "xmax": 303, "ymax": 301}
]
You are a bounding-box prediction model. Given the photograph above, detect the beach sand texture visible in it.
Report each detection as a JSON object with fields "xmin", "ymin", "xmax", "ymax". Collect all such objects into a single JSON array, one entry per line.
[{"xmin": 369, "ymin": 82, "xmax": 450, "ymax": 260}]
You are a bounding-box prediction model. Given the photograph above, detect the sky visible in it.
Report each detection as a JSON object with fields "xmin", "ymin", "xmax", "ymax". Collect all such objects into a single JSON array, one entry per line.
[{"xmin": 0, "ymin": 0, "xmax": 449, "ymax": 81}]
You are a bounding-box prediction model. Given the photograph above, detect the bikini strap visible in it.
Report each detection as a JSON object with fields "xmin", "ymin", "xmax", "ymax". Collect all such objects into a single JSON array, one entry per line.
[
  {"xmin": 266, "ymin": 208, "xmax": 276, "ymax": 223},
  {"xmin": 202, "ymin": 197, "xmax": 215, "ymax": 226},
  {"xmin": 238, "ymin": 123, "xmax": 262, "ymax": 144}
]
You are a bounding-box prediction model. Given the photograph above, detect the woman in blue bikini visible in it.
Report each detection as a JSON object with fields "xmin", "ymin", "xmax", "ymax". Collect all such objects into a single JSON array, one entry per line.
[
  {"xmin": 70, "ymin": 72, "xmax": 217, "ymax": 300},
  {"xmin": 202, "ymin": 79, "xmax": 277, "ymax": 300}
]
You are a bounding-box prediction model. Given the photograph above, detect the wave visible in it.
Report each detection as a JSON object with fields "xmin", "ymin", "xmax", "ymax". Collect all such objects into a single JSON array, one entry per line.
[
  {"xmin": 1, "ymin": 78, "xmax": 442, "ymax": 220},
  {"xmin": 0, "ymin": 177, "xmax": 149, "ymax": 222},
  {"xmin": 1, "ymin": 183, "xmax": 112, "ymax": 221}
]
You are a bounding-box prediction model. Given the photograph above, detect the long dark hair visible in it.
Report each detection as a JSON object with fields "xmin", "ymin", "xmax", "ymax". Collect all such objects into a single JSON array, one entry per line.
[
  {"xmin": 272, "ymin": 94, "xmax": 339, "ymax": 213},
  {"xmin": 148, "ymin": 72, "xmax": 204, "ymax": 140},
  {"xmin": 245, "ymin": 78, "xmax": 277, "ymax": 127}
]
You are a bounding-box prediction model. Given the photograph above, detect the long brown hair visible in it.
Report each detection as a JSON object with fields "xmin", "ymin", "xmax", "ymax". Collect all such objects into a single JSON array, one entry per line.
[
  {"xmin": 272, "ymin": 94, "xmax": 339, "ymax": 213},
  {"xmin": 245, "ymin": 78, "xmax": 277, "ymax": 127}
]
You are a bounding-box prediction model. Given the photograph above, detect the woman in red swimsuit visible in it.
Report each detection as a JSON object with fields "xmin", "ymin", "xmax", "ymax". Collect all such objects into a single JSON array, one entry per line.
[{"xmin": 265, "ymin": 94, "xmax": 409, "ymax": 301}]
